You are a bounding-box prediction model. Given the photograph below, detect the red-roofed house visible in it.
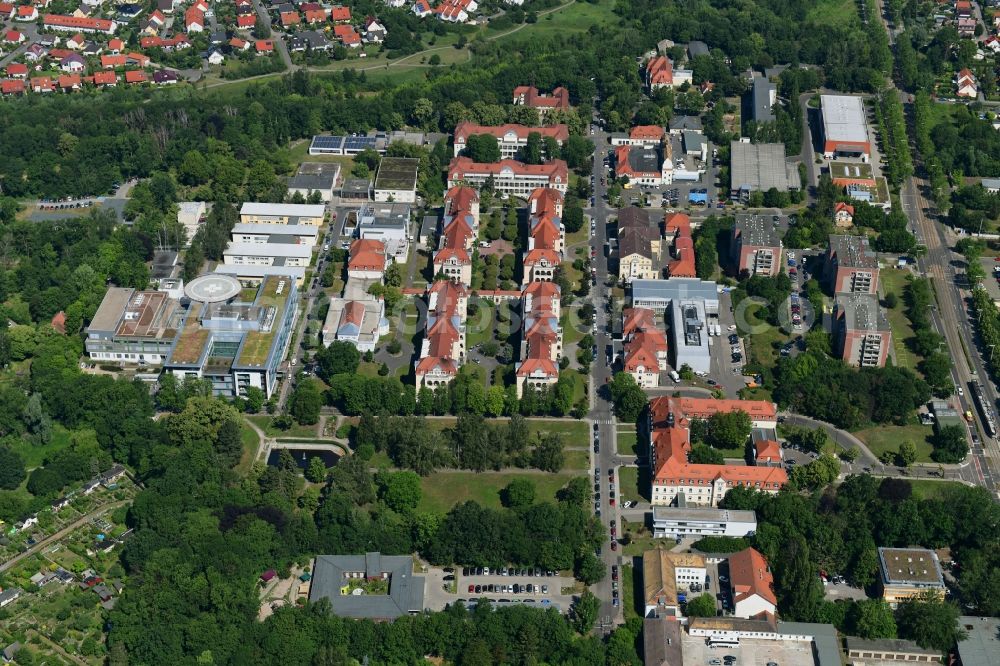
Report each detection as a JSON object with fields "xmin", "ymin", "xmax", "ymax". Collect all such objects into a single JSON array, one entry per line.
[
  {"xmin": 279, "ymin": 9, "xmax": 300, "ymax": 27},
  {"xmin": 728, "ymin": 548, "xmax": 777, "ymax": 618},
  {"xmin": 255, "ymin": 39, "xmax": 273, "ymax": 54},
  {"xmin": 101, "ymin": 54, "xmax": 126, "ymax": 68},
  {"xmin": 333, "ymin": 24, "xmax": 361, "ymax": 47},
  {"xmin": 330, "ymin": 4, "xmax": 351, "ymax": 21},
  {"xmin": 230, "ymin": 37, "xmax": 249, "ymax": 50},
  {"xmin": 956, "ymin": 0, "xmax": 972, "ymax": 16},
  {"xmin": 5, "ymin": 63, "xmax": 28, "ymax": 78},
  {"xmin": 148, "ymin": 10, "xmax": 166, "ymax": 26},
  {"xmin": 516, "ymin": 280, "xmax": 561, "ymax": 397},
  {"xmin": 107, "ymin": 37, "xmax": 124, "ymax": 54},
  {"xmin": 185, "ymin": 7, "xmax": 205, "ymax": 32},
  {"xmin": 834, "ymin": 202, "xmax": 855, "ymax": 227},
  {"xmin": 0, "ymin": 2, "xmax": 15, "ymax": 20},
  {"xmin": 31, "ymin": 76, "xmax": 55, "ymax": 93},
  {"xmin": 66, "ymin": 33, "xmax": 86, "ymax": 49},
  {"xmin": 4, "ymin": 30, "xmax": 26, "ymax": 44},
  {"xmin": 412, "ymin": 0, "xmax": 432, "ymax": 17},
  {"xmin": 127, "ymin": 52, "xmax": 150, "ymax": 67},
  {"xmin": 435, "ymin": 0, "xmax": 477, "ymax": 23},
  {"xmin": 301, "ymin": 2, "xmax": 327, "ymax": 22},
  {"xmin": 16, "ymin": 5, "xmax": 38, "ymax": 21},
  {"xmin": 48, "ymin": 48, "xmax": 74, "ymax": 59},
  {"xmin": 125, "ymin": 69, "xmax": 147, "ymax": 84},
  {"xmin": 92, "ymin": 70, "xmax": 117, "ymax": 87},
  {"xmin": 611, "ymin": 125, "xmax": 666, "ymax": 148},
  {"xmin": 347, "ymin": 239, "xmax": 389, "ymax": 280},
  {"xmin": 666, "ymin": 212, "xmax": 696, "ymax": 278},
  {"xmin": 237, "ymin": 13, "xmax": 256, "ymax": 28},
  {"xmin": 414, "ymin": 280, "xmax": 468, "ymax": 391},
  {"xmin": 647, "ymin": 395, "xmax": 785, "ymax": 507},
  {"xmin": 57, "ymin": 73, "xmax": 81, "ymax": 91},
  {"xmin": 753, "ymin": 437, "xmax": 782, "ymax": 466},
  {"xmin": 1, "ymin": 79, "xmax": 26, "ymax": 96},
  {"xmin": 956, "ymin": 68, "xmax": 978, "ymax": 98}
]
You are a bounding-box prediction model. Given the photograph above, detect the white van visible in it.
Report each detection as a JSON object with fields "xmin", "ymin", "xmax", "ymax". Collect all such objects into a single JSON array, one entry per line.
[{"xmin": 669, "ymin": 370, "xmax": 681, "ymax": 383}]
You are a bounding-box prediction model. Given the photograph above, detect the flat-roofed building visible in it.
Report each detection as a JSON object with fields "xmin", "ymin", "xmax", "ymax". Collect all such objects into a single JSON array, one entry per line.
[
  {"xmin": 826, "ymin": 234, "xmax": 879, "ymax": 294},
  {"xmin": 287, "ymin": 162, "xmax": 340, "ymax": 202},
  {"xmin": 162, "ymin": 274, "xmax": 298, "ymax": 398},
  {"xmin": 955, "ymin": 616, "xmax": 1000, "ymax": 666},
  {"xmin": 357, "ymin": 202, "xmax": 411, "ymax": 260},
  {"xmin": 729, "ymin": 141, "xmax": 799, "ymax": 200},
  {"xmin": 373, "ymin": 157, "xmax": 419, "ymax": 203},
  {"xmin": 732, "ymin": 213, "xmax": 783, "ymax": 277},
  {"xmin": 845, "ymin": 637, "xmax": 942, "ymax": 663},
  {"xmin": 239, "ymin": 202, "xmax": 325, "ymax": 226},
  {"xmin": 651, "ymin": 505, "xmax": 757, "ymax": 539},
  {"xmin": 309, "ymin": 552, "xmax": 425, "ymax": 620},
  {"xmin": 177, "ymin": 201, "xmax": 206, "ymax": 247},
  {"xmin": 86, "ymin": 288, "xmax": 184, "ymax": 365},
  {"xmin": 834, "ymin": 294, "xmax": 891, "ymax": 368},
  {"xmin": 643, "ymin": 549, "xmax": 707, "ymax": 618},
  {"xmin": 631, "ymin": 277, "xmax": 719, "ymax": 313},
  {"xmin": 230, "ymin": 223, "xmax": 319, "ymax": 247},
  {"xmin": 750, "ymin": 76, "xmax": 776, "ymax": 123},
  {"xmin": 453, "ymin": 121, "xmax": 569, "ymax": 158},
  {"xmin": 670, "ymin": 298, "xmax": 711, "ymax": 374},
  {"xmin": 223, "ymin": 242, "xmax": 312, "ymax": 267},
  {"xmin": 821, "ymin": 94, "xmax": 871, "ymax": 161},
  {"xmin": 878, "ymin": 547, "xmax": 946, "ymax": 607}
]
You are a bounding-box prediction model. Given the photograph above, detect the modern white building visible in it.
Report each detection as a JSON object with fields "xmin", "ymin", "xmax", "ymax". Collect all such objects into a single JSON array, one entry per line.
[
  {"xmin": 356, "ymin": 203, "xmax": 410, "ymax": 260},
  {"xmin": 177, "ymin": 201, "xmax": 207, "ymax": 247},
  {"xmin": 373, "ymin": 157, "xmax": 420, "ymax": 203},
  {"xmin": 222, "ymin": 242, "xmax": 313, "ymax": 267},
  {"xmin": 820, "ymin": 94, "xmax": 871, "ymax": 161},
  {"xmin": 651, "ymin": 506, "xmax": 758, "ymax": 539},
  {"xmin": 85, "ymin": 287, "xmax": 184, "ymax": 365},
  {"xmin": 230, "ymin": 223, "xmax": 319, "ymax": 247}
]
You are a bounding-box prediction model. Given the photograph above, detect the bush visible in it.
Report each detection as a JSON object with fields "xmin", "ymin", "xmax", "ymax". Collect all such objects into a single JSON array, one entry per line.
[{"xmin": 691, "ymin": 536, "xmax": 750, "ymax": 553}]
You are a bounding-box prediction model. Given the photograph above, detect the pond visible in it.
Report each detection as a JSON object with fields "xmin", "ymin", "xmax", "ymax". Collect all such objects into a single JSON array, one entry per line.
[{"xmin": 267, "ymin": 447, "xmax": 340, "ymax": 471}]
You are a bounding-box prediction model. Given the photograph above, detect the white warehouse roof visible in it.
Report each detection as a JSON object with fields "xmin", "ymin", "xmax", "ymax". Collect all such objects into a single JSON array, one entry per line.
[
  {"xmin": 820, "ymin": 95, "xmax": 869, "ymax": 143},
  {"xmin": 231, "ymin": 223, "xmax": 319, "ymax": 237}
]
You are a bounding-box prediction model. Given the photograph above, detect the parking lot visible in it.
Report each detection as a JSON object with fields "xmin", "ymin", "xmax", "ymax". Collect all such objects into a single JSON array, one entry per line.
[
  {"xmin": 421, "ymin": 567, "xmax": 576, "ymax": 613},
  {"xmin": 681, "ymin": 634, "xmax": 815, "ymax": 666}
]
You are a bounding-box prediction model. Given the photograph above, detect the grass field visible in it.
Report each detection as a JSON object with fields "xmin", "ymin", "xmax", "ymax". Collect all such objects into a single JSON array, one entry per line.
[
  {"xmin": 806, "ymin": 0, "xmax": 860, "ymax": 27},
  {"xmin": 741, "ymin": 303, "xmax": 791, "ymax": 369},
  {"xmin": 621, "ymin": 562, "xmax": 640, "ymax": 621},
  {"xmin": 879, "ymin": 267, "xmax": 921, "ymax": 369},
  {"xmin": 617, "ymin": 428, "xmax": 639, "ymax": 456},
  {"xmin": 617, "ymin": 466, "xmax": 648, "ymax": 504},
  {"xmin": 236, "ymin": 422, "xmax": 260, "ymax": 475},
  {"xmin": 11, "ymin": 424, "xmax": 80, "ymax": 469},
  {"xmin": 563, "ymin": 448, "xmax": 590, "ymax": 471},
  {"xmin": 484, "ymin": 0, "xmax": 619, "ymax": 40},
  {"xmin": 248, "ymin": 415, "xmax": 320, "ymax": 439},
  {"xmin": 907, "ymin": 479, "xmax": 969, "ymax": 499},
  {"xmin": 854, "ymin": 422, "xmax": 935, "ymax": 463},
  {"xmin": 416, "ymin": 471, "xmax": 581, "ymax": 514}
]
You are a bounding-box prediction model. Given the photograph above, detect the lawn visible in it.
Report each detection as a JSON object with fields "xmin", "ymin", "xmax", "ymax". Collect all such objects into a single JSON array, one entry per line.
[
  {"xmin": 562, "ymin": 448, "xmax": 590, "ymax": 471},
  {"xmin": 416, "ymin": 471, "xmax": 581, "ymax": 514},
  {"xmin": 906, "ymin": 479, "xmax": 970, "ymax": 500},
  {"xmin": 236, "ymin": 421, "xmax": 260, "ymax": 475},
  {"xmin": 11, "ymin": 424, "xmax": 80, "ymax": 469},
  {"xmin": 806, "ymin": 0, "xmax": 860, "ymax": 27},
  {"xmin": 560, "ymin": 369, "xmax": 588, "ymax": 406},
  {"xmin": 248, "ymin": 415, "xmax": 319, "ymax": 439},
  {"xmin": 617, "ymin": 428, "xmax": 639, "ymax": 456},
  {"xmin": 561, "ymin": 308, "xmax": 586, "ymax": 346},
  {"xmin": 853, "ymin": 422, "xmax": 935, "ymax": 463},
  {"xmin": 621, "ymin": 562, "xmax": 640, "ymax": 621},
  {"xmin": 742, "ymin": 303, "xmax": 792, "ymax": 369},
  {"xmin": 485, "ymin": 0, "xmax": 618, "ymax": 40},
  {"xmin": 879, "ymin": 267, "xmax": 921, "ymax": 369},
  {"xmin": 617, "ymin": 466, "xmax": 649, "ymax": 504}
]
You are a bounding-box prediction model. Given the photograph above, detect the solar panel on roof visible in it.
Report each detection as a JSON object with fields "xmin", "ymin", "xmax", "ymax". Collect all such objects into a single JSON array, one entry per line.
[
  {"xmin": 311, "ymin": 136, "xmax": 344, "ymax": 148},
  {"xmin": 343, "ymin": 136, "xmax": 377, "ymax": 149}
]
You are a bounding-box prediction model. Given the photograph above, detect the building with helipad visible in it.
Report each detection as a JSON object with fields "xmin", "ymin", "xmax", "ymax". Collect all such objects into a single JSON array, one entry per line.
[{"xmin": 86, "ymin": 273, "xmax": 298, "ymax": 398}]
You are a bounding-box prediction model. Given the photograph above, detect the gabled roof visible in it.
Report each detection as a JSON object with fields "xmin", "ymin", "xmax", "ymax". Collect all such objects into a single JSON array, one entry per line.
[
  {"xmin": 728, "ymin": 547, "xmax": 777, "ymax": 607},
  {"xmin": 528, "ymin": 187, "xmax": 563, "ymax": 216},
  {"xmin": 125, "ymin": 69, "xmax": 146, "ymax": 84},
  {"xmin": 444, "ymin": 185, "xmax": 479, "ymax": 214},
  {"xmin": 57, "ymin": 73, "xmax": 81, "ymax": 88},
  {"xmin": 453, "ymin": 121, "xmax": 569, "ymax": 144},
  {"xmin": 348, "ymin": 239, "xmax": 387, "ymax": 272},
  {"xmin": 522, "ymin": 248, "xmax": 560, "ymax": 267},
  {"xmin": 330, "ymin": 4, "xmax": 351, "ymax": 20},
  {"xmin": 92, "ymin": 70, "xmax": 116, "ymax": 85},
  {"xmin": 646, "ymin": 55, "xmax": 673, "ymax": 85}
]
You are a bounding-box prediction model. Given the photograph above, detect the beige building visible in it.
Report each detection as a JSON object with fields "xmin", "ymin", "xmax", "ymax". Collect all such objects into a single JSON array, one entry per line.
[
  {"xmin": 617, "ymin": 207, "xmax": 662, "ymax": 283},
  {"xmin": 239, "ymin": 202, "xmax": 325, "ymax": 227},
  {"xmin": 845, "ymin": 637, "xmax": 941, "ymax": 663},
  {"xmin": 642, "ymin": 549, "xmax": 706, "ymax": 618}
]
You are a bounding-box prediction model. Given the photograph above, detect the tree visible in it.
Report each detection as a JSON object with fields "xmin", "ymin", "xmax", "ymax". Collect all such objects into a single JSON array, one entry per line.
[
  {"xmin": 608, "ymin": 372, "xmax": 647, "ymax": 422},
  {"xmin": 215, "ymin": 419, "xmax": 243, "ymax": 468},
  {"xmin": 315, "ymin": 341, "xmax": 361, "ymax": 382},
  {"xmin": 244, "ymin": 387, "xmax": 265, "ymax": 413},
  {"xmin": 931, "ymin": 424, "xmax": 968, "ymax": 463},
  {"xmin": 520, "ymin": 132, "xmax": 543, "ymax": 164},
  {"xmin": 706, "ymin": 410, "xmax": 752, "ymax": 450},
  {"xmin": 0, "ymin": 447, "xmax": 26, "ymax": 490},
  {"xmin": 166, "ymin": 397, "xmax": 240, "ymax": 447},
  {"xmin": 306, "ymin": 456, "xmax": 328, "ymax": 483},
  {"xmin": 501, "ymin": 478, "xmax": 536, "ymax": 508},
  {"xmin": 532, "ymin": 433, "xmax": 565, "ymax": 472},
  {"xmin": 778, "ymin": 534, "xmax": 822, "ymax": 621},
  {"xmin": 377, "ymin": 470, "xmax": 422, "ymax": 513},
  {"xmin": 685, "ymin": 593, "xmax": 717, "ymax": 617},
  {"xmin": 575, "ymin": 551, "xmax": 606, "ymax": 585},
  {"xmin": 290, "ymin": 380, "xmax": 322, "ymax": 425},
  {"xmin": 464, "ymin": 134, "xmax": 501, "ymax": 162},
  {"xmin": 897, "ymin": 441, "xmax": 917, "ymax": 467},
  {"xmin": 22, "ymin": 392, "xmax": 52, "ymax": 445},
  {"xmin": 851, "ymin": 599, "xmax": 897, "ymax": 639},
  {"xmin": 557, "ymin": 476, "xmax": 589, "ymax": 507},
  {"xmin": 572, "ymin": 590, "xmax": 600, "ymax": 633},
  {"xmin": 689, "ymin": 444, "xmax": 724, "ymax": 464},
  {"xmin": 895, "ymin": 592, "xmax": 965, "ymax": 652}
]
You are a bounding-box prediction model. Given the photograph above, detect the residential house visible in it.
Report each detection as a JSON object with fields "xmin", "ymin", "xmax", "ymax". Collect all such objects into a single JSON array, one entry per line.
[
  {"xmin": 834, "ymin": 202, "xmax": 855, "ymax": 227},
  {"xmin": 30, "ymin": 76, "xmax": 55, "ymax": 92},
  {"xmin": 42, "ymin": 14, "xmax": 117, "ymax": 34},
  {"xmin": 229, "ymin": 37, "xmax": 249, "ymax": 51},
  {"xmin": 3, "ymin": 30, "xmax": 26, "ymax": 44},
  {"xmin": 436, "ymin": 0, "xmax": 477, "ymax": 22},
  {"xmin": 185, "ymin": 6, "xmax": 205, "ymax": 32},
  {"xmin": 0, "ymin": 2, "xmax": 14, "ymax": 20},
  {"xmin": 956, "ymin": 68, "xmax": 978, "ymax": 98},
  {"xmin": 127, "ymin": 52, "xmax": 150, "ymax": 67},
  {"xmin": 825, "ymin": 234, "xmax": 879, "ymax": 294},
  {"xmin": 414, "ymin": 280, "xmax": 468, "ymax": 391},
  {"xmin": 728, "ymin": 547, "xmax": 778, "ymax": 619},
  {"xmin": 152, "ymin": 69, "xmax": 178, "ymax": 84},
  {"xmin": 833, "ymin": 293, "xmax": 892, "ymax": 368},
  {"xmin": 1, "ymin": 79, "xmax": 26, "ymax": 96},
  {"xmin": 125, "ymin": 69, "xmax": 147, "ymax": 84},
  {"xmin": 645, "ymin": 55, "xmax": 692, "ymax": 90},
  {"xmin": 108, "ymin": 37, "xmax": 124, "ymax": 54},
  {"xmin": 207, "ymin": 48, "xmax": 224, "ymax": 65},
  {"xmin": 101, "ymin": 54, "xmax": 126, "ymax": 68},
  {"xmin": 301, "ymin": 2, "xmax": 327, "ymax": 22},
  {"xmin": 957, "ymin": 17, "xmax": 977, "ymax": 36},
  {"xmin": 334, "ymin": 24, "xmax": 361, "ymax": 47},
  {"xmin": 57, "ymin": 73, "xmax": 82, "ymax": 90},
  {"xmin": 5, "ymin": 63, "xmax": 28, "ymax": 78},
  {"xmin": 255, "ymin": 39, "xmax": 274, "ymax": 54},
  {"xmin": 330, "ymin": 4, "xmax": 351, "ymax": 21},
  {"xmin": 364, "ymin": 16, "xmax": 387, "ymax": 42},
  {"xmin": 433, "ymin": 187, "xmax": 478, "ymax": 286},
  {"xmin": 279, "ymin": 8, "xmax": 300, "ymax": 27},
  {"xmin": 237, "ymin": 13, "xmax": 256, "ymax": 28},
  {"xmin": 66, "ymin": 33, "xmax": 86, "ymax": 49},
  {"xmin": 92, "ymin": 70, "xmax": 117, "ymax": 87},
  {"xmin": 16, "ymin": 5, "xmax": 38, "ymax": 21},
  {"xmin": 60, "ymin": 53, "xmax": 86, "ymax": 72},
  {"xmin": 412, "ymin": 0, "xmax": 432, "ymax": 17},
  {"xmin": 731, "ymin": 213, "xmax": 783, "ymax": 277},
  {"xmin": 24, "ymin": 43, "xmax": 48, "ymax": 61}
]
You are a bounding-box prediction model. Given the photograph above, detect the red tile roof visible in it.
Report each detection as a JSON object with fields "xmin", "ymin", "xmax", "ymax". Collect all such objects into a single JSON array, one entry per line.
[
  {"xmin": 511, "ymin": 85, "xmax": 570, "ymax": 109},
  {"xmin": 125, "ymin": 70, "xmax": 147, "ymax": 84},
  {"xmin": 665, "ymin": 212, "xmax": 696, "ymax": 278},
  {"xmin": 646, "ymin": 55, "xmax": 673, "ymax": 86},
  {"xmin": 237, "ymin": 13, "xmax": 255, "ymax": 27},
  {"xmin": 255, "ymin": 39, "xmax": 274, "ymax": 52},
  {"xmin": 57, "ymin": 73, "xmax": 80, "ymax": 89},
  {"xmin": 629, "ymin": 125, "xmax": 665, "ymax": 141},
  {"xmin": 333, "ymin": 24, "xmax": 360, "ymax": 44},
  {"xmin": 1, "ymin": 79, "xmax": 25, "ymax": 94},
  {"xmin": 330, "ymin": 4, "xmax": 351, "ymax": 21},
  {"xmin": 448, "ymin": 156, "xmax": 568, "ymax": 184},
  {"xmin": 347, "ymin": 239, "xmax": 387, "ymax": 272},
  {"xmin": 5, "ymin": 63, "xmax": 27, "ymax": 77},
  {"xmin": 728, "ymin": 547, "xmax": 777, "ymax": 607},
  {"xmin": 101, "ymin": 54, "xmax": 126, "ymax": 68},
  {"xmin": 92, "ymin": 70, "xmax": 116, "ymax": 85},
  {"xmin": 454, "ymin": 121, "xmax": 569, "ymax": 144},
  {"xmin": 279, "ymin": 10, "xmax": 300, "ymax": 26},
  {"xmin": 43, "ymin": 14, "xmax": 115, "ymax": 32}
]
